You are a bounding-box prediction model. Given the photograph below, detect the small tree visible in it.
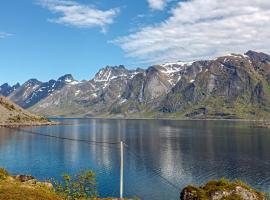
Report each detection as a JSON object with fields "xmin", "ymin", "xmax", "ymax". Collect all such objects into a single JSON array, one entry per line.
[{"xmin": 53, "ymin": 170, "xmax": 98, "ymax": 200}]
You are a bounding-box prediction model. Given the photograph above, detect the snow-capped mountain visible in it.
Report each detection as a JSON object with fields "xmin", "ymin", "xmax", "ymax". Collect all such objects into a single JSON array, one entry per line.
[
  {"xmin": 2, "ymin": 74, "xmax": 80, "ymax": 109},
  {"xmin": 2, "ymin": 50, "xmax": 270, "ymax": 119}
]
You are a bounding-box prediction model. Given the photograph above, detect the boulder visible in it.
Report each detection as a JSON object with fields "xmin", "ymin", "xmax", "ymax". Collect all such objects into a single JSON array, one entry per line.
[
  {"xmin": 180, "ymin": 179, "xmax": 265, "ymax": 200},
  {"xmin": 15, "ymin": 175, "xmax": 35, "ymax": 182}
]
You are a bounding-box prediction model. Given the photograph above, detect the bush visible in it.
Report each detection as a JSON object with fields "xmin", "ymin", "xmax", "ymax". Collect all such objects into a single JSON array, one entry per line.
[
  {"xmin": 0, "ymin": 168, "xmax": 9, "ymax": 180},
  {"xmin": 53, "ymin": 170, "xmax": 97, "ymax": 200},
  {"xmin": 265, "ymin": 193, "xmax": 270, "ymax": 200}
]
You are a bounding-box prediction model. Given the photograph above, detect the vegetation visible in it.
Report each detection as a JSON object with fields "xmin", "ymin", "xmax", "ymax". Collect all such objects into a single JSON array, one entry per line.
[
  {"xmin": 265, "ymin": 193, "xmax": 270, "ymax": 200},
  {"xmin": 0, "ymin": 168, "xmax": 9, "ymax": 180},
  {"xmin": 182, "ymin": 178, "xmax": 265, "ymax": 200},
  {"xmin": 0, "ymin": 168, "xmax": 133, "ymax": 200},
  {"xmin": 0, "ymin": 168, "xmax": 63, "ymax": 200},
  {"xmin": 52, "ymin": 170, "xmax": 98, "ymax": 199},
  {"xmin": 7, "ymin": 114, "xmax": 49, "ymax": 123},
  {"xmin": 0, "ymin": 96, "xmax": 17, "ymax": 111}
]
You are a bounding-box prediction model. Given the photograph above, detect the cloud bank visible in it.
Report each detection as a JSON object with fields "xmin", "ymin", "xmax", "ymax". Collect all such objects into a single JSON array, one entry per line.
[
  {"xmin": 114, "ymin": 0, "xmax": 270, "ymax": 64},
  {"xmin": 38, "ymin": 0, "xmax": 120, "ymax": 32}
]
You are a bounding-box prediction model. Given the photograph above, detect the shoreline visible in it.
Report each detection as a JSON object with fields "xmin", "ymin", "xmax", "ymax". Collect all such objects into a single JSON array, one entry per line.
[
  {"xmin": 48, "ymin": 116, "xmax": 270, "ymax": 128},
  {"xmin": 48, "ymin": 116, "xmax": 270, "ymax": 122},
  {"xmin": 0, "ymin": 121, "xmax": 61, "ymax": 128},
  {"xmin": 1, "ymin": 117, "xmax": 266, "ymax": 128}
]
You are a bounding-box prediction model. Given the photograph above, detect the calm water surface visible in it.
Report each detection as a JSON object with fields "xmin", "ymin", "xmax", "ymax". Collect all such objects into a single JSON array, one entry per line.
[{"xmin": 0, "ymin": 119, "xmax": 270, "ymax": 199}]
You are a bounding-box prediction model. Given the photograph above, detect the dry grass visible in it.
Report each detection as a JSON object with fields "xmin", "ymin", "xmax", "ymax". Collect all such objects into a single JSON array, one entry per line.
[{"xmin": 0, "ymin": 168, "xmax": 132, "ymax": 200}]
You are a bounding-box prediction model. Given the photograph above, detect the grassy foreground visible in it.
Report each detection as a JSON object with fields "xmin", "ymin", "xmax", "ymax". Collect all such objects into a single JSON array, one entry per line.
[
  {"xmin": 0, "ymin": 168, "xmax": 62, "ymax": 200},
  {"xmin": 0, "ymin": 168, "xmax": 128, "ymax": 200}
]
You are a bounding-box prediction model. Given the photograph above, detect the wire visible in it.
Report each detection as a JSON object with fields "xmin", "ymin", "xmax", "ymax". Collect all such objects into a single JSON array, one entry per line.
[
  {"xmin": 6, "ymin": 127, "xmax": 121, "ymax": 150},
  {"xmin": 6, "ymin": 127, "xmax": 179, "ymax": 192},
  {"xmin": 124, "ymin": 147, "xmax": 180, "ymax": 191}
]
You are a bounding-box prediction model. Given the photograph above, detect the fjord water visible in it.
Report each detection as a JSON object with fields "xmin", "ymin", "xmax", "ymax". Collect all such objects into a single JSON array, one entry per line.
[{"xmin": 0, "ymin": 119, "xmax": 270, "ymax": 199}]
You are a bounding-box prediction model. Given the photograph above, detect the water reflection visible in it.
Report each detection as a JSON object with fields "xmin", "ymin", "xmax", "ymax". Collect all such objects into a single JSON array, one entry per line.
[{"xmin": 0, "ymin": 119, "xmax": 270, "ymax": 199}]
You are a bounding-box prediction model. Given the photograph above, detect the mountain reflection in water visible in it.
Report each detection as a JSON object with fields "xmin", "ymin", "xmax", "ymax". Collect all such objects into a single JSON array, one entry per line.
[{"xmin": 0, "ymin": 119, "xmax": 270, "ymax": 200}]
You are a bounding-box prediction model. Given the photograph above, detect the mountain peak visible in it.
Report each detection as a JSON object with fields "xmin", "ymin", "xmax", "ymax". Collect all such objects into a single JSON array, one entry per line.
[
  {"xmin": 245, "ymin": 50, "xmax": 270, "ymax": 63},
  {"xmin": 104, "ymin": 65, "xmax": 126, "ymax": 70},
  {"xmin": 57, "ymin": 74, "xmax": 75, "ymax": 83},
  {"xmin": 94, "ymin": 65, "xmax": 131, "ymax": 82},
  {"xmin": 13, "ymin": 83, "xmax": 20, "ymax": 88},
  {"xmin": 0, "ymin": 83, "xmax": 10, "ymax": 88},
  {"xmin": 0, "ymin": 83, "xmax": 21, "ymax": 97},
  {"xmin": 24, "ymin": 79, "xmax": 42, "ymax": 86}
]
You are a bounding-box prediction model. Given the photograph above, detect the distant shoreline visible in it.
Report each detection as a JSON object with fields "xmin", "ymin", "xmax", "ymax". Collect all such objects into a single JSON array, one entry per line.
[
  {"xmin": 0, "ymin": 121, "xmax": 60, "ymax": 128},
  {"xmin": 48, "ymin": 116, "xmax": 270, "ymax": 122},
  {"xmin": 49, "ymin": 116, "xmax": 270, "ymax": 128}
]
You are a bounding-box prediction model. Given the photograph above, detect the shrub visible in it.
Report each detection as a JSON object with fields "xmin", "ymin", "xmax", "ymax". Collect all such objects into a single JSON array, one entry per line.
[
  {"xmin": 265, "ymin": 193, "xmax": 270, "ymax": 200},
  {"xmin": 53, "ymin": 170, "xmax": 97, "ymax": 200},
  {"xmin": 0, "ymin": 168, "xmax": 9, "ymax": 180}
]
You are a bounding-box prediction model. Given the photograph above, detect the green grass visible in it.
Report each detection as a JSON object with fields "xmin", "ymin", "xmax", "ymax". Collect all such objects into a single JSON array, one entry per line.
[
  {"xmin": 0, "ymin": 168, "xmax": 134, "ymax": 200},
  {"xmin": 265, "ymin": 193, "xmax": 270, "ymax": 200},
  {"xmin": 183, "ymin": 179, "xmax": 265, "ymax": 200}
]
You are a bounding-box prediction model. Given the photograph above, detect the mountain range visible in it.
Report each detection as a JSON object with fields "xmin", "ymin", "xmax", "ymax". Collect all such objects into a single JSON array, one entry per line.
[{"xmin": 1, "ymin": 50, "xmax": 270, "ymax": 119}]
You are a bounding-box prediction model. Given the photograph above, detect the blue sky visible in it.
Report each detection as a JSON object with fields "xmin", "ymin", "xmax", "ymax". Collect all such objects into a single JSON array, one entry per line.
[{"xmin": 1, "ymin": 0, "xmax": 270, "ymax": 85}]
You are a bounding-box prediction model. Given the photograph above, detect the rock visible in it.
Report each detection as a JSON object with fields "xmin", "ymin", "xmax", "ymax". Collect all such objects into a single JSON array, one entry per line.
[
  {"xmin": 15, "ymin": 175, "xmax": 35, "ymax": 182},
  {"xmin": 44, "ymin": 181, "xmax": 54, "ymax": 189},
  {"xmin": 180, "ymin": 179, "xmax": 265, "ymax": 200},
  {"xmin": 14, "ymin": 175, "xmax": 54, "ymax": 189}
]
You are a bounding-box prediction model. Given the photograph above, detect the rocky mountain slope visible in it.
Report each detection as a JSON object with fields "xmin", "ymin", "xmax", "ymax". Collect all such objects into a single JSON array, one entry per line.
[
  {"xmin": 2, "ymin": 50, "xmax": 270, "ymax": 119},
  {"xmin": 0, "ymin": 96, "xmax": 51, "ymax": 126}
]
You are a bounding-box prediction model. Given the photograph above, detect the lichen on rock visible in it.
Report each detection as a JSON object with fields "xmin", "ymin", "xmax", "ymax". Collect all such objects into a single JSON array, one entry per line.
[{"xmin": 180, "ymin": 179, "xmax": 265, "ymax": 200}]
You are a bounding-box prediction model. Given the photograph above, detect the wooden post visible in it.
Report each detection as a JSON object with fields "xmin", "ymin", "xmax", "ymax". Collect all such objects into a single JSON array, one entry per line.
[{"xmin": 120, "ymin": 141, "xmax": 124, "ymax": 199}]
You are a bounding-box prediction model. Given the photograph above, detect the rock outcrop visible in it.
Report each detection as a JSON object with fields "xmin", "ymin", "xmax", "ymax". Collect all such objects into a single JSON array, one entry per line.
[{"xmin": 180, "ymin": 179, "xmax": 265, "ymax": 200}]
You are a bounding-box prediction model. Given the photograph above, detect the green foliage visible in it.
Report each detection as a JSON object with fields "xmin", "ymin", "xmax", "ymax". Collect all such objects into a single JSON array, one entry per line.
[
  {"xmin": 0, "ymin": 168, "xmax": 9, "ymax": 180},
  {"xmin": 53, "ymin": 170, "xmax": 98, "ymax": 200},
  {"xmin": 265, "ymin": 193, "xmax": 270, "ymax": 200},
  {"xmin": 183, "ymin": 179, "xmax": 265, "ymax": 200},
  {"xmin": 110, "ymin": 106, "xmax": 122, "ymax": 114}
]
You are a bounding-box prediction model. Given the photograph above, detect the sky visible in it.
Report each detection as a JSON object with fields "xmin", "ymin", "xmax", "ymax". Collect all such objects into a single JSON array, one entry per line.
[{"xmin": 1, "ymin": 0, "xmax": 270, "ymax": 85}]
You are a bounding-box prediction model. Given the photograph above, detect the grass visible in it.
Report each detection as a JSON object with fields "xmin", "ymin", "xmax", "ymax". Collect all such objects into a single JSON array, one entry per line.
[
  {"xmin": 0, "ymin": 168, "xmax": 134, "ymax": 200},
  {"xmin": 0, "ymin": 96, "xmax": 17, "ymax": 111},
  {"xmin": 183, "ymin": 179, "xmax": 265, "ymax": 200},
  {"xmin": 0, "ymin": 179, "xmax": 129, "ymax": 200},
  {"xmin": 0, "ymin": 167, "xmax": 62, "ymax": 200},
  {"xmin": 7, "ymin": 114, "xmax": 48, "ymax": 123},
  {"xmin": 265, "ymin": 193, "xmax": 270, "ymax": 200},
  {"xmin": 0, "ymin": 181, "xmax": 63, "ymax": 200}
]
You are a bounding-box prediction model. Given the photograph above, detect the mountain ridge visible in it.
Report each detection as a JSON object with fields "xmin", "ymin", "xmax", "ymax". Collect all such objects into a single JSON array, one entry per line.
[{"xmin": 2, "ymin": 50, "xmax": 270, "ymax": 119}]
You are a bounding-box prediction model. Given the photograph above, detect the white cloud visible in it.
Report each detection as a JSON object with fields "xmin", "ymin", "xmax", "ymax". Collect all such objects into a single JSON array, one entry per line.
[
  {"xmin": 147, "ymin": 0, "xmax": 168, "ymax": 10},
  {"xmin": 114, "ymin": 0, "xmax": 270, "ymax": 64},
  {"xmin": 0, "ymin": 32, "xmax": 12, "ymax": 39},
  {"xmin": 38, "ymin": 0, "xmax": 120, "ymax": 32}
]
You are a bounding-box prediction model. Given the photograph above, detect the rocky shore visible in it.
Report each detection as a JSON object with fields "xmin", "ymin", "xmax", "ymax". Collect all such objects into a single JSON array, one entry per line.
[
  {"xmin": 180, "ymin": 179, "xmax": 265, "ymax": 200},
  {"xmin": 0, "ymin": 121, "xmax": 60, "ymax": 128},
  {"xmin": 251, "ymin": 121, "xmax": 270, "ymax": 129}
]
